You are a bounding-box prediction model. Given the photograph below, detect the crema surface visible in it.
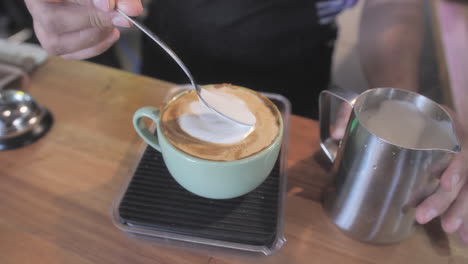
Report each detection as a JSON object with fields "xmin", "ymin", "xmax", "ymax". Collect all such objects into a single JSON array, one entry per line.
[{"xmin": 160, "ymin": 84, "xmax": 281, "ymax": 161}]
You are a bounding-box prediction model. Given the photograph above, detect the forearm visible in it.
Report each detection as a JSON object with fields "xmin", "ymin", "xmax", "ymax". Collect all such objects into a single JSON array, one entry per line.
[
  {"xmin": 437, "ymin": 2, "xmax": 468, "ymax": 132},
  {"xmin": 359, "ymin": 0, "xmax": 424, "ymax": 92}
]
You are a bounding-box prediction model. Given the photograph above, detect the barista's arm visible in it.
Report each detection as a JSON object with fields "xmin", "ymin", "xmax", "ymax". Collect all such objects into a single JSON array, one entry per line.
[
  {"xmin": 359, "ymin": 0, "xmax": 423, "ymax": 92},
  {"xmin": 331, "ymin": 0, "xmax": 423, "ymax": 138},
  {"xmin": 358, "ymin": 0, "xmax": 468, "ymax": 243}
]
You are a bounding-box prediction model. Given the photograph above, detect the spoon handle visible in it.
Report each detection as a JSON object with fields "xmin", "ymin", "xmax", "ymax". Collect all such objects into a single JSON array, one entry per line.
[
  {"xmin": 116, "ymin": 10, "xmax": 253, "ymax": 126},
  {"xmin": 116, "ymin": 9, "xmax": 198, "ymax": 91}
]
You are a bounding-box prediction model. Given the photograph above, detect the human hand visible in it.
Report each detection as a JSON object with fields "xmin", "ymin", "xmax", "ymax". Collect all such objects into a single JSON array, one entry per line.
[
  {"xmin": 415, "ymin": 109, "xmax": 468, "ymax": 244},
  {"xmin": 331, "ymin": 102, "xmax": 352, "ymax": 141},
  {"xmin": 24, "ymin": 0, "xmax": 143, "ymax": 60}
]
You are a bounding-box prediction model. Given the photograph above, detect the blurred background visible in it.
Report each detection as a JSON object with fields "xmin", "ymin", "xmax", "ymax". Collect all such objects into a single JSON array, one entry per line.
[{"xmin": 0, "ymin": 0, "xmax": 446, "ymax": 103}]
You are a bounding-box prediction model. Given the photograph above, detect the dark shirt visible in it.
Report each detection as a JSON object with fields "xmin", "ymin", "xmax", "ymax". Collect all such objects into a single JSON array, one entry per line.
[{"xmin": 142, "ymin": 0, "xmax": 353, "ymax": 118}]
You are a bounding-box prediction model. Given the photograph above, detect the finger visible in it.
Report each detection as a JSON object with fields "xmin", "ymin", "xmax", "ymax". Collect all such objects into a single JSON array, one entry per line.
[
  {"xmin": 40, "ymin": 26, "xmax": 114, "ymax": 56},
  {"xmin": 459, "ymin": 222, "xmax": 468, "ymax": 244},
  {"xmin": 440, "ymin": 154, "xmax": 468, "ymax": 192},
  {"xmin": 34, "ymin": 21, "xmax": 49, "ymax": 52},
  {"xmin": 415, "ymin": 174, "xmax": 466, "ymax": 224},
  {"xmin": 116, "ymin": 0, "xmax": 143, "ymax": 16},
  {"xmin": 36, "ymin": 0, "xmax": 116, "ymax": 12},
  {"xmin": 36, "ymin": 3, "xmax": 118, "ymax": 34},
  {"xmin": 111, "ymin": 12, "xmax": 132, "ymax": 28},
  {"xmin": 441, "ymin": 182, "xmax": 468, "ymax": 232},
  {"xmin": 47, "ymin": 0, "xmax": 140, "ymax": 15},
  {"xmin": 92, "ymin": 0, "xmax": 115, "ymax": 12},
  {"xmin": 24, "ymin": 0, "xmax": 36, "ymax": 13},
  {"xmin": 331, "ymin": 103, "xmax": 352, "ymax": 140},
  {"xmin": 61, "ymin": 28, "xmax": 120, "ymax": 60},
  {"xmin": 39, "ymin": 0, "xmax": 114, "ymax": 8}
]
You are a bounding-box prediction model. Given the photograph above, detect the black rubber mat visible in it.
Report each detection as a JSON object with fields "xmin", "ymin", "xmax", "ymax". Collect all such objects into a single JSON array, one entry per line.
[{"xmin": 118, "ymin": 146, "xmax": 280, "ymax": 247}]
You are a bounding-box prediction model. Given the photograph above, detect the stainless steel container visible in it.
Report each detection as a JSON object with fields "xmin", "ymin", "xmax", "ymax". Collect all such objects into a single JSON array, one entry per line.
[
  {"xmin": 319, "ymin": 86, "xmax": 461, "ymax": 244},
  {"xmin": 0, "ymin": 89, "xmax": 53, "ymax": 150}
]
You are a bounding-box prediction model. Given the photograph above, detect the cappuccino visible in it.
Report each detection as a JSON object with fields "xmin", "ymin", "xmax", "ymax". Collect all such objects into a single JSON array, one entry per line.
[{"xmin": 160, "ymin": 84, "xmax": 281, "ymax": 161}]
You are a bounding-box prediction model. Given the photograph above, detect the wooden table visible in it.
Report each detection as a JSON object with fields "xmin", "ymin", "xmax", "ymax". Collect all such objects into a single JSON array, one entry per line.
[{"xmin": 0, "ymin": 58, "xmax": 466, "ymax": 264}]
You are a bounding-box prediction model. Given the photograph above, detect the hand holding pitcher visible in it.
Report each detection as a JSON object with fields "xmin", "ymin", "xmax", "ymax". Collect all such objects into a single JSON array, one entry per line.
[{"xmin": 320, "ymin": 86, "xmax": 462, "ymax": 244}]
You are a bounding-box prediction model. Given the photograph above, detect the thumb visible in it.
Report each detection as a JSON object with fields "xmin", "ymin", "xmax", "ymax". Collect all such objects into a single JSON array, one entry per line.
[
  {"xmin": 92, "ymin": 0, "xmax": 116, "ymax": 12},
  {"xmin": 116, "ymin": 0, "xmax": 143, "ymax": 16}
]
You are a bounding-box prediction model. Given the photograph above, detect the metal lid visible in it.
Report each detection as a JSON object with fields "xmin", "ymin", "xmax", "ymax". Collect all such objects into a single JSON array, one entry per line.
[{"xmin": 0, "ymin": 89, "xmax": 45, "ymax": 139}]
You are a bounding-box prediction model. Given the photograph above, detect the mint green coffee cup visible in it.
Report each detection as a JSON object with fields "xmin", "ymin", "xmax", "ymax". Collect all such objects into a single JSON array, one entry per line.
[{"xmin": 133, "ymin": 90, "xmax": 283, "ymax": 199}]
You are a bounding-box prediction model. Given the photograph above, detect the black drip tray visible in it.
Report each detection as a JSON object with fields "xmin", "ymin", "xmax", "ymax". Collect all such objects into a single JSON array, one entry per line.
[{"xmin": 118, "ymin": 146, "xmax": 281, "ymax": 248}]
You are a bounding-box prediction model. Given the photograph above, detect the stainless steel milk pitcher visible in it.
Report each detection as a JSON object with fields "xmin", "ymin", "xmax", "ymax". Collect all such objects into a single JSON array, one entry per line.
[{"xmin": 319, "ymin": 86, "xmax": 461, "ymax": 244}]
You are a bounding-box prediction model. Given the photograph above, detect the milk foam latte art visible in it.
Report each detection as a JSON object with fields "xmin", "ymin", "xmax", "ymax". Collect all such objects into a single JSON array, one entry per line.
[
  {"xmin": 178, "ymin": 89, "xmax": 255, "ymax": 144},
  {"xmin": 160, "ymin": 84, "xmax": 281, "ymax": 161}
]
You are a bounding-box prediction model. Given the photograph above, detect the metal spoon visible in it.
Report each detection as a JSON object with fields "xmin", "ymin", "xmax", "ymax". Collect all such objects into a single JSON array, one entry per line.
[{"xmin": 116, "ymin": 10, "xmax": 254, "ymax": 126}]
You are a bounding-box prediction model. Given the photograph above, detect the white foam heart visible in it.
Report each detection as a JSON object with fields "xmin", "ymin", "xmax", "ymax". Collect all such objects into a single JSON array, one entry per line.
[{"xmin": 178, "ymin": 91, "xmax": 255, "ymax": 144}]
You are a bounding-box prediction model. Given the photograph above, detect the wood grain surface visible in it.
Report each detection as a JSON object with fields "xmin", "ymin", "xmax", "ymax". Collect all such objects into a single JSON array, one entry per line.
[{"xmin": 0, "ymin": 57, "xmax": 466, "ymax": 264}]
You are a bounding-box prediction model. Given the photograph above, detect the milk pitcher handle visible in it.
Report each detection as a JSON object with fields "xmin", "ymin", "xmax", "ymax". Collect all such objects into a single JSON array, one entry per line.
[{"xmin": 319, "ymin": 85, "xmax": 359, "ymax": 162}]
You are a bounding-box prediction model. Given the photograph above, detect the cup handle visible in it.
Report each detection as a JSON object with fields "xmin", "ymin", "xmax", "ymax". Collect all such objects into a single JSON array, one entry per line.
[
  {"xmin": 133, "ymin": 106, "xmax": 161, "ymax": 152},
  {"xmin": 319, "ymin": 85, "xmax": 359, "ymax": 162}
]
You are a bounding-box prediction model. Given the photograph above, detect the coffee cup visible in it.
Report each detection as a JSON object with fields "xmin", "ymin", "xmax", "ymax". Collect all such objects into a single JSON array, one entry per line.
[{"xmin": 133, "ymin": 84, "xmax": 283, "ymax": 199}]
